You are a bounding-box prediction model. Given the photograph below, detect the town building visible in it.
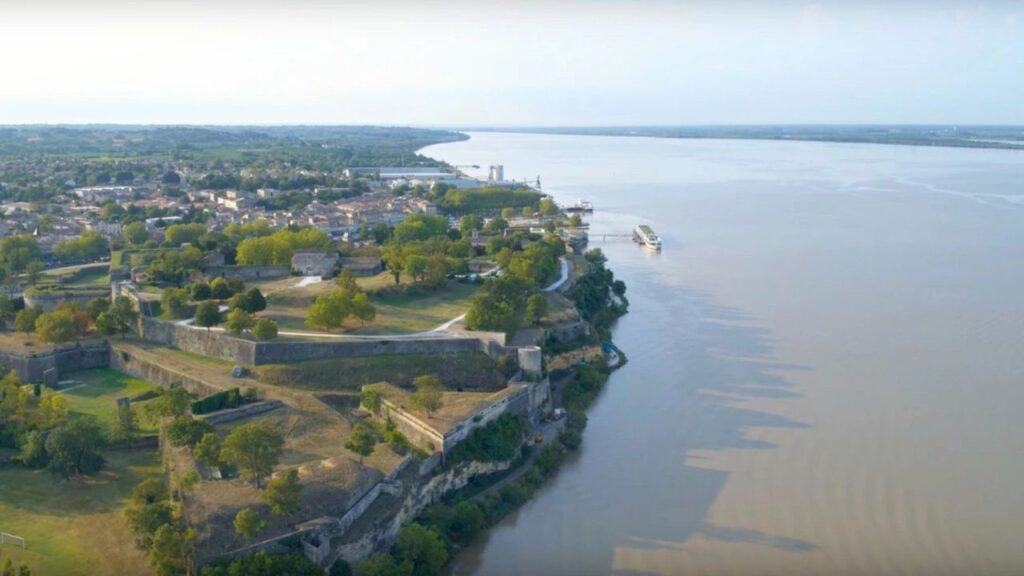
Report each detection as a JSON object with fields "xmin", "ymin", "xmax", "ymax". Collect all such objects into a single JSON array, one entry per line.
[
  {"xmin": 291, "ymin": 250, "xmax": 338, "ymax": 277},
  {"xmin": 338, "ymin": 256, "xmax": 383, "ymax": 276}
]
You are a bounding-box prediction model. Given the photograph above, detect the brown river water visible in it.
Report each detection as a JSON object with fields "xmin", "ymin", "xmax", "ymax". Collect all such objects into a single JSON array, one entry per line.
[{"xmin": 422, "ymin": 132, "xmax": 1024, "ymax": 576}]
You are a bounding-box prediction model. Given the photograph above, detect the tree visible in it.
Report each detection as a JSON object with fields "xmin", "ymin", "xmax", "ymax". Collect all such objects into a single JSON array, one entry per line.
[
  {"xmin": 344, "ymin": 424, "xmax": 376, "ymax": 464},
  {"xmin": 234, "ymin": 508, "xmax": 267, "ymax": 539},
  {"xmin": 86, "ymin": 297, "xmax": 110, "ymax": 321},
  {"xmin": 405, "ymin": 255, "xmax": 428, "ymax": 283},
  {"xmin": 252, "ymin": 319, "xmax": 278, "ymax": 341},
  {"xmin": 0, "ymin": 235, "xmax": 41, "ymax": 273},
  {"xmin": 306, "ymin": 288, "xmax": 353, "ymax": 331},
  {"xmin": 14, "ymin": 307, "xmax": 41, "ymax": 334},
  {"xmin": 164, "ymin": 223, "xmax": 207, "ymax": 246},
  {"xmin": 204, "ymin": 551, "xmax": 324, "ymax": 576},
  {"xmin": 0, "ymin": 294, "xmax": 13, "ymax": 324},
  {"xmin": 146, "ymin": 385, "xmax": 191, "ymax": 419},
  {"xmin": 125, "ymin": 479, "xmax": 174, "ymax": 550},
  {"xmin": 123, "ymin": 221, "xmax": 149, "ymax": 246},
  {"xmin": 37, "ymin": 393, "xmax": 68, "ymax": 427},
  {"xmin": 45, "ymin": 417, "xmax": 107, "ymax": 478},
  {"xmin": 351, "ymin": 293, "xmax": 376, "ymax": 326},
  {"xmin": 568, "ymin": 214, "xmax": 583, "ymax": 227},
  {"xmin": 190, "ymin": 281, "xmax": 212, "ymax": 301},
  {"xmin": 458, "ymin": 214, "xmax": 481, "ymax": 236},
  {"xmin": 209, "ymin": 277, "xmax": 232, "ymax": 301},
  {"xmin": 221, "ymin": 421, "xmax": 284, "ymax": 487},
  {"xmin": 522, "ymin": 205, "xmax": 534, "ymax": 217},
  {"xmin": 166, "ymin": 415, "xmax": 214, "ymax": 447},
  {"xmin": 147, "ymin": 524, "xmax": 188, "ymax": 576},
  {"xmin": 107, "ymin": 296, "xmax": 139, "ymax": 338},
  {"xmin": 355, "ymin": 555, "xmax": 412, "ymax": 576},
  {"xmin": 193, "ymin": 432, "xmax": 223, "ymax": 469},
  {"xmin": 225, "ymin": 308, "xmax": 254, "ymax": 335},
  {"xmin": 34, "ymin": 309, "xmax": 76, "ymax": 343},
  {"xmin": 25, "ymin": 261, "xmax": 43, "ymax": 286},
  {"xmin": 394, "ymin": 523, "xmax": 448, "ymax": 576},
  {"xmin": 193, "ymin": 301, "xmax": 221, "ymax": 331},
  {"xmin": 161, "ymin": 288, "xmax": 189, "ymax": 319},
  {"xmin": 360, "ymin": 389, "xmax": 382, "ymax": 414},
  {"xmin": 53, "ymin": 230, "xmax": 109, "ymax": 262},
  {"xmin": 263, "ymin": 468, "xmax": 302, "ymax": 516},
  {"xmin": 484, "ymin": 217, "xmax": 508, "ymax": 234},
  {"xmin": 526, "ymin": 293, "xmax": 548, "ymax": 325},
  {"xmin": 539, "ymin": 197, "xmax": 559, "ymax": 215},
  {"xmin": 19, "ymin": 429, "xmax": 48, "ymax": 468},
  {"xmin": 500, "ymin": 207, "xmax": 515, "ymax": 219},
  {"xmin": 110, "ymin": 402, "xmax": 138, "ymax": 443},
  {"xmin": 1, "ymin": 559, "xmax": 31, "ymax": 576},
  {"xmin": 424, "ymin": 253, "xmax": 448, "ymax": 287},
  {"xmin": 245, "ymin": 288, "xmax": 266, "ymax": 314},
  {"xmin": 447, "ymin": 501, "xmax": 486, "ymax": 545},
  {"xmin": 412, "ymin": 375, "xmax": 443, "ymax": 418}
]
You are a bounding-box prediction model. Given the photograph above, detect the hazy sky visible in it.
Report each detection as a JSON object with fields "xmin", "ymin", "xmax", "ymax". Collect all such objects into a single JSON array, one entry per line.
[{"xmin": 1, "ymin": 0, "xmax": 1021, "ymax": 125}]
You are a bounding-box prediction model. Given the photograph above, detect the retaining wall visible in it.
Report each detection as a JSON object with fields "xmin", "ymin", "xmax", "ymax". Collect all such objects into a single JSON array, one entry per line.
[
  {"xmin": 199, "ymin": 400, "xmax": 284, "ymax": 425},
  {"xmin": 139, "ymin": 317, "xmax": 257, "ymax": 364},
  {"xmin": 204, "ymin": 265, "xmax": 289, "ymax": 281},
  {"xmin": 109, "ymin": 344, "xmax": 225, "ymax": 397},
  {"xmin": 251, "ymin": 338, "xmax": 483, "ymax": 364},
  {"xmin": 23, "ymin": 287, "xmax": 110, "ymax": 311}
]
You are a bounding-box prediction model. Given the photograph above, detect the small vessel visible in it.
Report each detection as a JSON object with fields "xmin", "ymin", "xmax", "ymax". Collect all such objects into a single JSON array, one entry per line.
[
  {"xmin": 633, "ymin": 224, "xmax": 662, "ymax": 251},
  {"xmin": 565, "ymin": 199, "xmax": 594, "ymax": 213}
]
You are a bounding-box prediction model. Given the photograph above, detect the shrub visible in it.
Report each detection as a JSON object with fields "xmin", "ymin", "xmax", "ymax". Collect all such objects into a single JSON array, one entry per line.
[{"xmin": 190, "ymin": 387, "xmax": 256, "ymax": 415}]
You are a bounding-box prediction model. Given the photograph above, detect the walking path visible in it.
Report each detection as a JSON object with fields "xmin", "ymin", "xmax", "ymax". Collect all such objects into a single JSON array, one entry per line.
[
  {"xmin": 542, "ymin": 257, "xmax": 570, "ymax": 292},
  {"xmin": 170, "ymin": 258, "xmax": 565, "ymax": 341}
]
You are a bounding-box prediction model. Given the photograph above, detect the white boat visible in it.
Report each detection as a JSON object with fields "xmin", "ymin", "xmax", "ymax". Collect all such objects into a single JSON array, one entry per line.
[
  {"xmin": 565, "ymin": 199, "xmax": 594, "ymax": 213},
  {"xmin": 633, "ymin": 224, "xmax": 662, "ymax": 250}
]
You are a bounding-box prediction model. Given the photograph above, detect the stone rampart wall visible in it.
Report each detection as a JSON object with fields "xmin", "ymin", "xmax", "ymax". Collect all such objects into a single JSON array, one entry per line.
[
  {"xmin": 109, "ymin": 343, "xmax": 225, "ymax": 397},
  {"xmin": 23, "ymin": 288, "xmax": 110, "ymax": 311},
  {"xmin": 204, "ymin": 265, "xmax": 289, "ymax": 281},
  {"xmin": 0, "ymin": 340, "xmax": 110, "ymax": 382}
]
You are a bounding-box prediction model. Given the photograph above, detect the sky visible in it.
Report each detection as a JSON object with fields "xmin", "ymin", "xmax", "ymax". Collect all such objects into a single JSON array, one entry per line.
[{"xmin": 0, "ymin": 0, "xmax": 1022, "ymax": 126}]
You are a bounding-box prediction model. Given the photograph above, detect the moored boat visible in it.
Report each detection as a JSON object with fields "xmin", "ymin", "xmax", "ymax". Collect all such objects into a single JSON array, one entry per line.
[
  {"xmin": 633, "ymin": 224, "xmax": 662, "ymax": 250},
  {"xmin": 565, "ymin": 199, "xmax": 594, "ymax": 213}
]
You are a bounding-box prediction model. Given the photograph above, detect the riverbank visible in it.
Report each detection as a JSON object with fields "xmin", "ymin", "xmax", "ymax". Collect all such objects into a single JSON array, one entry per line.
[{"xmin": 341, "ymin": 249, "xmax": 629, "ymax": 575}]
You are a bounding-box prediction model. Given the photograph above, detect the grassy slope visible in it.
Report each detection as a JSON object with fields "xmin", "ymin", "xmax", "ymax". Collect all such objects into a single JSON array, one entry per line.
[
  {"xmin": 0, "ymin": 449, "xmax": 160, "ymax": 576},
  {"xmin": 258, "ymin": 352, "xmax": 508, "ymax": 392}
]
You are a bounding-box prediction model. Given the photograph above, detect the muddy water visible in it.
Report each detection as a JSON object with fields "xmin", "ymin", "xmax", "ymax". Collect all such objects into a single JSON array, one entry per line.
[{"xmin": 422, "ymin": 133, "xmax": 1024, "ymax": 576}]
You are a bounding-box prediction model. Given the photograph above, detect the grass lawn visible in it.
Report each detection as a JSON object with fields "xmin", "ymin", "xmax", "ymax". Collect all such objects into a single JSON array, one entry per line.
[
  {"xmin": 258, "ymin": 273, "xmax": 480, "ymax": 335},
  {"xmin": 59, "ymin": 368, "xmax": 162, "ymax": 432},
  {"xmin": 0, "ymin": 449, "xmax": 161, "ymax": 576}
]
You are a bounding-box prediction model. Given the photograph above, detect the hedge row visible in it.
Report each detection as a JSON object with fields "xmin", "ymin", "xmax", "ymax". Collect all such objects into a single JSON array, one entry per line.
[{"xmin": 190, "ymin": 387, "xmax": 257, "ymax": 415}]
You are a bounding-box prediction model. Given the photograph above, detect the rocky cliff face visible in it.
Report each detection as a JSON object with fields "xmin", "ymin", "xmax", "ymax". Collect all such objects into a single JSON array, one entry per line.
[{"xmin": 332, "ymin": 458, "xmax": 515, "ymax": 565}]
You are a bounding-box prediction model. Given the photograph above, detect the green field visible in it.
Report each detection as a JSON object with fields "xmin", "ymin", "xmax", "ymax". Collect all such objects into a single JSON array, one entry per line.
[
  {"xmin": 257, "ymin": 273, "xmax": 480, "ymax": 335},
  {"xmin": 60, "ymin": 368, "xmax": 161, "ymax": 432},
  {"xmin": 0, "ymin": 449, "xmax": 160, "ymax": 576}
]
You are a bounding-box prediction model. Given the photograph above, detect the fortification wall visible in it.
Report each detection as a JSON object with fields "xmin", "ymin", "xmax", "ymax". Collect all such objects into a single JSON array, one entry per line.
[
  {"xmin": 109, "ymin": 344, "xmax": 225, "ymax": 396},
  {"xmin": 441, "ymin": 385, "xmax": 530, "ymax": 451},
  {"xmin": 0, "ymin": 340, "xmax": 110, "ymax": 382},
  {"xmin": 204, "ymin": 265, "xmax": 289, "ymax": 281},
  {"xmin": 139, "ymin": 317, "xmax": 257, "ymax": 364},
  {"xmin": 23, "ymin": 288, "xmax": 110, "ymax": 311},
  {"xmin": 251, "ymin": 338, "xmax": 482, "ymax": 364}
]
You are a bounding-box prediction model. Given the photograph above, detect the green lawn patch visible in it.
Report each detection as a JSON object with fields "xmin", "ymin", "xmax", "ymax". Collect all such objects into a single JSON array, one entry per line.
[
  {"xmin": 59, "ymin": 368, "xmax": 162, "ymax": 432},
  {"xmin": 0, "ymin": 449, "xmax": 161, "ymax": 576}
]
